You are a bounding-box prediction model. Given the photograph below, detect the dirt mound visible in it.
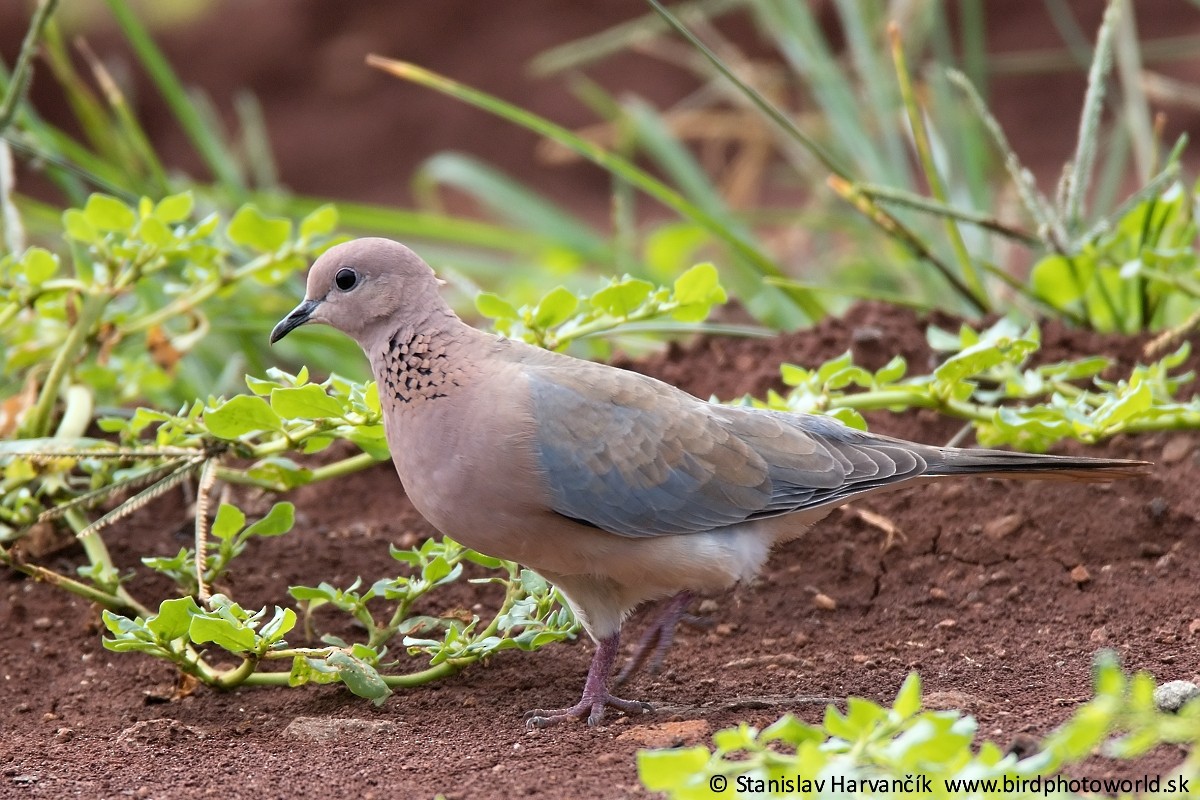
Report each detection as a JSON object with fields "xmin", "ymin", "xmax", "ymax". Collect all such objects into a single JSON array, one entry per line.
[{"xmin": 2, "ymin": 302, "xmax": 1197, "ymax": 798}]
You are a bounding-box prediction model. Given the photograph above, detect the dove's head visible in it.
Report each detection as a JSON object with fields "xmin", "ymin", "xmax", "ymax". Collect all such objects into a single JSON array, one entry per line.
[{"xmin": 270, "ymin": 238, "xmax": 450, "ymax": 346}]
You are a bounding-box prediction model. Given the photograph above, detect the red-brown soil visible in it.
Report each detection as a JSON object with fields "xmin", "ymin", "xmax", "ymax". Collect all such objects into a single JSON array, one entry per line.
[{"xmin": 2, "ymin": 302, "xmax": 1198, "ymax": 799}]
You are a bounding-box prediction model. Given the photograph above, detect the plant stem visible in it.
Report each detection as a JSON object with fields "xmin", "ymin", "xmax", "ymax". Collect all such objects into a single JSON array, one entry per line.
[
  {"xmin": 0, "ymin": 544, "xmax": 133, "ymax": 610},
  {"xmin": 827, "ymin": 177, "xmax": 989, "ymax": 315},
  {"xmin": 215, "ymin": 451, "xmax": 382, "ymax": 490},
  {"xmin": 1062, "ymin": 0, "xmax": 1121, "ymax": 235},
  {"xmin": 210, "ymin": 656, "xmax": 259, "ymax": 689},
  {"xmin": 825, "ymin": 388, "xmax": 992, "ymax": 422},
  {"xmin": 856, "ymin": 183, "xmax": 1040, "ymax": 245},
  {"xmin": 0, "ymin": 0, "xmax": 60, "ymax": 133},
  {"xmin": 21, "ymin": 290, "xmax": 109, "ymax": 438},
  {"xmin": 238, "ymin": 658, "xmax": 471, "ymax": 689}
]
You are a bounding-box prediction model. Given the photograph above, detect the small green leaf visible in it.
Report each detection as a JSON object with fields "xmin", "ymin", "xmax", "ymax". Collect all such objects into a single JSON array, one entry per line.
[
  {"xmin": 228, "ymin": 204, "xmax": 292, "ymax": 252},
  {"xmin": 146, "ymin": 596, "xmax": 201, "ymax": 642},
  {"xmin": 421, "ymin": 555, "xmax": 453, "ymax": 584},
  {"xmin": 760, "ymin": 714, "xmax": 821, "ymax": 745},
  {"xmin": 154, "ymin": 192, "xmax": 194, "ymax": 223},
  {"xmin": 189, "ymin": 614, "xmax": 257, "ymax": 652},
  {"xmin": 84, "ymin": 194, "xmax": 136, "ymax": 232},
  {"xmin": 258, "ymin": 606, "xmax": 297, "ymax": 642},
  {"xmin": 244, "ymin": 375, "xmax": 279, "ymax": 395},
  {"xmin": 62, "ymin": 209, "xmax": 97, "ymax": 241},
  {"xmin": 475, "ymin": 292, "xmax": 518, "ymax": 320},
  {"xmin": 288, "ymin": 584, "xmax": 337, "ymax": 602},
  {"xmin": 20, "ymin": 248, "xmax": 58, "ymax": 284},
  {"xmin": 827, "ymin": 407, "xmax": 867, "ymax": 430},
  {"xmin": 875, "ymin": 355, "xmax": 907, "ymax": 384},
  {"xmin": 532, "ymin": 286, "xmax": 578, "ymax": 328},
  {"xmin": 299, "ymin": 204, "xmax": 338, "ymax": 239},
  {"xmin": 134, "ymin": 216, "xmax": 173, "ymax": 247},
  {"xmin": 328, "ymin": 651, "xmax": 392, "ymax": 706},
  {"xmin": 205, "ymin": 395, "xmax": 283, "ymax": 439},
  {"xmin": 591, "ymin": 277, "xmax": 653, "ymax": 317},
  {"xmin": 636, "ymin": 747, "xmax": 711, "ymax": 791},
  {"xmin": 673, "ymin": 262, "xmax": 725, "ymax": 305},
  {"xmin": 211, "ymin": 503, "xmax": 247, "ymax": 541},
  {"xmin": 270, "ymin": 384, "xmax": 345, "ymax": 419},
  {"xmin": 892, "ymin": 672, "xmax": 922, "ymax": 718},
  {"xmin": 463, "ymin": 550, "xmax": 505, "ymax": 569},
  {"xmin": 243, "ymin": 502, "xmax": 295, "ymax": 538},
  {"xmin": 1031, "ymin": 254, "xmax": 1093, "ymax": 310},
  {"xmin": 289, "ymin": 655, "xmax": 313, "ymax": 687}
]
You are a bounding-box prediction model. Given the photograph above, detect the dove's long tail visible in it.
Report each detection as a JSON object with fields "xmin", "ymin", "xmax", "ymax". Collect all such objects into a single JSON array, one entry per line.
[{"xmin": 925, "ymin": 446, "xmax": 1149, "ymax": 482}]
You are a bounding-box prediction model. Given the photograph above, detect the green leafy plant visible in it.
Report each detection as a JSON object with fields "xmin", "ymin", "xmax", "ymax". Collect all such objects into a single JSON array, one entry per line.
[
  {"xmin": 745, "ymin": 317, "xmax": 1198, "ymax": 451},
  {"xmin": 475, "ymin": 261, "xmax": 753, "ymax": 356},
  {"xmin": 105, "ymin": 532, "xmax": 574, "ymax": 704},
  {"xmin": 0, "ymin": 191, "xmax": 347, "ymax": 440},
  {"xmin": 640, "ymin": 653, "xmax": 1200, "ymax": 798}
]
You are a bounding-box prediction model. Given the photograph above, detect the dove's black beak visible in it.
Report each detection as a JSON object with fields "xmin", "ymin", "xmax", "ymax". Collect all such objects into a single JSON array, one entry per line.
[{"xmin": 270, "ymin": 299, "xmax": 321, "ymax": 344}]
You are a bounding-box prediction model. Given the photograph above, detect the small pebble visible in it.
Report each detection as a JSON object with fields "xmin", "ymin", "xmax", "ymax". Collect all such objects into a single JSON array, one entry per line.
[
  {"xmin": 982, "ymin": 513, "xmax": 1024, "ymax": 539},
  {"xmin": 54, "ymin": 727, "xmax": 74, "ymax": 743},
  {"xmin": 1161, "ymin": 438, "xmax": 1193, "ymax": 464},
  {"xmin": 929, "ymin": 587, "xmax": 948, "ymax": 600},
  {"xmin": 1069, "ymin": 565, "xmax": 1091, "ymax": 585},
  {"xmin": 813, "ymin": 593, "xmax": 837, "ymax": 611},
  {"xmin": 1154, "ymin": 680, "xmax": 1200, "ymax": 712},
  {"xmin": 935, "ymin": 618, "xmax": 957, "ymax": 629}
]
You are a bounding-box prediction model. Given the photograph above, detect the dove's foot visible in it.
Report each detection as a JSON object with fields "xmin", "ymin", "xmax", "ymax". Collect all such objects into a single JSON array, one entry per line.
[
  {"xmin": 525, "ymin": 693, "xmax": 652, "ymax": 728},
  {"xmin": 614, "ymin": 591, "xmax": 710, "ymax": 686},
  {"xmin": 525, "ymin": 632, "xmax": 653, "ymax": 728}
]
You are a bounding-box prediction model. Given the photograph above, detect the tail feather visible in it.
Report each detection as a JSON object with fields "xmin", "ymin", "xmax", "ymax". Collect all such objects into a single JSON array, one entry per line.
[{"xmin": 927, "ymin": 448, "xmax": 1150, "ymax": 482}]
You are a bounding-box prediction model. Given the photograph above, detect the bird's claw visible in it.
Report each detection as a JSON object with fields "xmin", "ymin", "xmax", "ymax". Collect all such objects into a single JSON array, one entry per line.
[{"xmin": 524, "ymin": 694, "xmax": 653, "ymax": 729}]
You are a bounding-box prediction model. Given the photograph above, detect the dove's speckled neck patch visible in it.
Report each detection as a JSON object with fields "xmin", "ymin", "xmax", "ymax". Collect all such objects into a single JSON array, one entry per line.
[{"xmin": 379, "ymin": 328, "xmax": 462, "ymax": 405}]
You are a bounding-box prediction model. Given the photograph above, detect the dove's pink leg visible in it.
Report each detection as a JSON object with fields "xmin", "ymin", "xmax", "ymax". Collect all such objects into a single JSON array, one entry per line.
[
  {"xmin": 525, "ymin": 633, "xmax": 652, "ymax": 728},
  {"xmin": 614, "ymin": 591, "xmax": 711, "ymax": 686}
]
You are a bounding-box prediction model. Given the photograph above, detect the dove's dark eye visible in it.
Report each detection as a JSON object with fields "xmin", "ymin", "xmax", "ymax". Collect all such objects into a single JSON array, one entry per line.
[{"xmin": 334, "ymin": 267, "xmax": 359, "ymax": 291}]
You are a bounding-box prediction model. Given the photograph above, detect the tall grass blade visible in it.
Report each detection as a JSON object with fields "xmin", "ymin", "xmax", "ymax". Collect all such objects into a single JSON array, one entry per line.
[
  {"xmin": 368, "ymin": 54, "xmax": 825, "ymax": 324},
  {"xmin": 650, "ymin": 0, "xmax": 849, "ymax": 179},
  {"xmin": 101, "ymin": 0, "xmax": 245, "ymax": 192},
  {"xmin": 1060, "ymin": 0, "xmax": 1122, "ymax": 235},
  {"xmin": 889, "ymin": 23, "xmax": 989, "ymax": 310},
  {"xmin": 530, "ymin": 0, "xmax": 745, "ymax": 76},
  {"xmin": 414, "ymin": 153, "xmax": 609, "ymax": 260},
  {"xmin": 0, "ymin": 0, "xmax": 59, "ymax": 132},
  {"xmin": 236, "ymin": 91, "xmax": 279, "ymax": 192},
  {"xmin": 1112, "ymin": 0, "xmax": 1154, "ymax": 182}
]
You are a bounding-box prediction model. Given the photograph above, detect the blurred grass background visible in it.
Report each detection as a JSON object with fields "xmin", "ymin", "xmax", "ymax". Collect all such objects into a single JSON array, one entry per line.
[{"xmin": 3, "ymin": 0, "xmax": 1200, "ymax": 337}]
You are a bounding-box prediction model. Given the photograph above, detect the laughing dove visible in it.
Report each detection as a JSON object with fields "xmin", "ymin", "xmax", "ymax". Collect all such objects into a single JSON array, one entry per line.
[{"xmin": 271, "ymin": 238, "xmax": 1145, "ymax": 728}]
